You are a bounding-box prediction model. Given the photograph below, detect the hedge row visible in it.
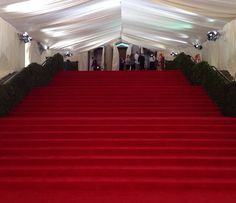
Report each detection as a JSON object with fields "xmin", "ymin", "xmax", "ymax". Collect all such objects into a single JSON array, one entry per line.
[
  {"xmin": 165, "ymin": 60, "xmax": 179, "ymax": 70},
  {"xmin": 173, "ymin": 52, "xmax": 236, "ymax": 117},
  {"xmin": 0, "ymin": 53, "xmax": 64, "ymax": 116},
  {"xmin": 64, "ymin": 60, "xmax": 78, "ymax": 70}
]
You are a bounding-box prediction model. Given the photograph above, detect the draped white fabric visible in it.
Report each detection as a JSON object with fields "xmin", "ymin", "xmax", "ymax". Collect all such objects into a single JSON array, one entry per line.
[
  {"xmin": 1, "ymin": 0, "xmax": 236, "ymax": 52},
  {"xmin": 126, "ymin": 44, "xmax": 132, "ymax": 57},
  {"xmin": 25, "ymin": 41, "xmax": 50, "ymax": 67},
  {"xmin": 101, "ymin": 47, "xmax": 105, "ymax": 70},
  {"xmin": 202, "ymin": 19, "xmax": 236, "ymax": 77},
  {"xmin": 105, "ymin": 45, "xmax": 113, "ymax": 71},
  {"xmin": 0, "ymin": 0, "xmax": 236, "ymax": 75},
  {"xmin": 0, "ymin": 17, "xmax": 24, "ymax": 77},
  {"xmin": 112, "ymin": 45, "xmax": 119, "ymax": 71},
  {"xmin": 172, "ymin": 19, "xmax": 236, "ymax": 76},
  {"xmin": 0, "ymin": 16, "xmax": 59, "ymax": 78},
  {"xmin": 0, "ymin": 0, "xmax": 121, "ymax": 53},
  {"xmin": 78, "ymin": 52, "xmax": 88, "ymax": 71}
]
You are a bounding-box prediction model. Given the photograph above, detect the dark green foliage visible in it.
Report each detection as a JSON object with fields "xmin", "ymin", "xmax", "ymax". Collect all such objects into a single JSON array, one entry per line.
[
  {"xmin": 191, "ymin": 61, "xmax": 211, "ymax": 84},
  {"xmin": 187, "ymin": 60, "xmax": 235, "ymax": 116},
  {"xmin": 42, "ymin": 54, "xmax": 64, "ymax": 81},
  {"xmin": 0, "ymin": 68, "xmax": 33, "ymax": 115},
  {"xmin": 173, "ymin": 52, "xmax": 195, "ymax": 82},
  {"xmin": 221, "ymin": 82, "xmax": 236, "ymax": 116},
  {"xmin": 0, "ymin": 53, "xmax": 64, "ymax": 116},
  {"xmin": 165, "ymin": 60, "xmax": 179, "ymax": 70},
  {"xmin": 172, "ymin": 52, "xmax": 236, "ymax": 117},
  {"xmin": 0, "ymin": 85, "xmax": 12, "ymax": 115},
  {"xmin": 64, "ymin": 60, "xmax": 78, "ymax": 70},
  {"xmin": 27, "ymin": 63, "xmax": 48, "ymax": 86}
]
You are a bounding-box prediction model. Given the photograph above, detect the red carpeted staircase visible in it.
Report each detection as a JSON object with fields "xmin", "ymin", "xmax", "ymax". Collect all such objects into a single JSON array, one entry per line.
[{"xmin": 0, "ymin": 70, "xmax": 236, "ymax": 203}]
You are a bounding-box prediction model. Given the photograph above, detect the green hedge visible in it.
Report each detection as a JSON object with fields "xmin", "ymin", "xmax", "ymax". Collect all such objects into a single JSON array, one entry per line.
[
  {"xmin": 173, "ymin": 52, "xmax": 195, "ymax": 82},
  {"xmin": 64, "ymin": 60, "xmax": 78, "ymax": 70},
  {"xmin": 173, "ymin": 52, "xmax": 236, "ymax": 116},
  {"xmin": 165, "ymin": 60, "xmax": 179, "ymax": 70},
  {"xmin": 0, "ymin": 53, "xmax": 64, "ymax": 116},
  {"xmin": 222, "ymin": 82, "xmax": 236, "ymax": 116}
]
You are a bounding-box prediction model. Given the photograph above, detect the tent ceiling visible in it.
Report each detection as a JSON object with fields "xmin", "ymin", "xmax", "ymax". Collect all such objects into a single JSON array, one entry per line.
[{"xmin": 0, "ymin": 0, "xmax": 236, "ymax": 52}]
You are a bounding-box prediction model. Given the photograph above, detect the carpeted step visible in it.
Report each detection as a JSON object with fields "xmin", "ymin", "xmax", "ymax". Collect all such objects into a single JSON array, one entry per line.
[
  {"xmin": 1, "ymin": 123, "xmax": 235, "ymax": 132},
  {"xmin": 1, "ymin": 138, "xmax": 236, "ymax": 148}
]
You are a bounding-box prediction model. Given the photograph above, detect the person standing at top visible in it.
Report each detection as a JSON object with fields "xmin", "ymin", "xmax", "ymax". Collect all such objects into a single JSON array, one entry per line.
[
  {"xmin": 119, "ymin": 57, "xmax": 125, "ymax": 71},
  {"xmin": 159, "ymin": 53, "xmax": 165, "ymax": 70},
  {"xmin": 91, "ymin": 57, "xmax": 98, "ymax": 71},
  {"xmin": 194, "ymin": 54, "xmax": 201, "ymax": 64},
  {"xmin": 138, "ymin": 54, "xmax": 145, "ymax": 70},
  {"xmin": 134, "ymin": 52, "xmax": 139, "ymax": 70},
  {"xmin": 149, "ymin": 53, "xmax": 155, "ymax": 70},
  {"xmin": 125, "ymin": 55, "xmax": 131, "ymax": 70},
  {"xmin": 130, "ymin": 54, "xmax": 135, "ymax": 71}
]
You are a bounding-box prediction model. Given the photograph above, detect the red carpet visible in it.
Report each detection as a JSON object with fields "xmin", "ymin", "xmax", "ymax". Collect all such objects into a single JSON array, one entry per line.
[{"xmin": 1, "ymin": 70, "xmax": 236, "ymax": 202}]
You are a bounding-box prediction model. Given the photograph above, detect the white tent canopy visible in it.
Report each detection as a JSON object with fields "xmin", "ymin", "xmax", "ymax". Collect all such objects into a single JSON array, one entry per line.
[{"xmin": 0, "ymin": 0, "xmax": 236, "ymax": 53}]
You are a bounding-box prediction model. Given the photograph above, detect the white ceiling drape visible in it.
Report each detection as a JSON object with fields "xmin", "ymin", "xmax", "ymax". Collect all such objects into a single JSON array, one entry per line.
[{"xmin": 0, "ymin": 0, "xmax": 236, "ymax": 52}]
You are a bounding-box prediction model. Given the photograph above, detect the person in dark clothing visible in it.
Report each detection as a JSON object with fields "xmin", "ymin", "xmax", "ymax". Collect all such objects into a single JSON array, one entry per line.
[
  {"xmin": 125, "ymin": 55, "xmax": 131, "ymax": 70},
  {"xmin": 159, "ymin": 53, "xmax": 165, "ymax": 70},
  {"xmin": 92, "ymin": 58, "xmax": 100, "ymax": 71},
  {"xmin": 138, "ymin": 54, "xmax": 145, "ymax": 70},
  {"xmin": 119, "ymin": 57, "xmax": 125, "ymax": 71},
  {"xmin": 130, "ymin": 54, "xmax": 135, "ymax": 70}
]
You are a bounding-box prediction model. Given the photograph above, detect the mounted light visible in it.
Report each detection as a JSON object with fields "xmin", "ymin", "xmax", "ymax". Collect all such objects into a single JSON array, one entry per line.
[
  {"xmin": 37, "ymin": 42, "xmax": 49, "ymax": 54},
  {"xmin": 207, "ymin": 31, "xmax": 220, "ymax": 41},
  {"xmin": 116, "ymin": 42, "xmax": 129, "ymax": 48},
  {"xmin": 64, "ymin": 51, "xmax": 73, "ymax": 57},
  {"xmin": 194, "ymin": 43, "xmax": 202, "ymax": 50},
  {"xmin": 170, "ymin": 51, "xmax": 177, "ymax": 57},
  {"xmin": 18, "ymin": 32, "xmax": 32, "ymax": 43}
]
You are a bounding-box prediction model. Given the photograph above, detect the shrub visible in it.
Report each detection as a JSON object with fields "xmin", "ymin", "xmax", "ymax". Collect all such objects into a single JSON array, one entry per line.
[
  {"xmin": 191, "ymin": 61, "xmax": 211, "ymax": 84},
  {"xmin": 172, "ymin": 52, "xmax": 236, "ymax": 117},
  {"xmin": 165, "ymin": 60, "xmax": 178, "ymax": 70},
  {"xmin": 173, "ymin": 52, "xmax": 195, "ymax": 82},
  {"xmin": 221, "ymin": 82, "xmax": 236, "ymax": 116},
  {"xmin": 0, "ymin": 53, "xmax": 64, "ymax": 116},
  {"xmin": 27, "ymin": 63, "xmax": 48, "ymax": 86}
]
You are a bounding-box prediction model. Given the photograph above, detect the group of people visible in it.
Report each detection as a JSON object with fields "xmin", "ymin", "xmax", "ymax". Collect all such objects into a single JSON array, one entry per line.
[
  {"xmin": 91, "ymin": 52, "xmax": 165, "ymax": 71},
  {"xmin": 120, "ymin": 52, "xmax": 165, "ymax": 71}
]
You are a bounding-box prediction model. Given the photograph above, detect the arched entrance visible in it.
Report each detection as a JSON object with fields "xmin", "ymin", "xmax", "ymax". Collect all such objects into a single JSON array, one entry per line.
[{"xmin": 117, "ymin": 43, "xmax": 128, "ymax": 70}]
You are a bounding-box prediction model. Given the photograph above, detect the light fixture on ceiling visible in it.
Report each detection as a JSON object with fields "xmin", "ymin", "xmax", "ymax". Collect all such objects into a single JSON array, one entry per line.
[
  {"xmin": 207, "ymin": 31, "xmax": 220, "ymax": 41},
  {"xmin": 116, "ymin": 42, "xmax": 129, "ymax": 48},
  {"xmin": 207, "ymin": 18, "xmax": 215, "ymax": 23},
  {"xmin": 170, "ymin": 51, "xmax": 177, "ymax": 57},
  {"xmin": 37, "ymin": 42, "xmax": 49, "ymax": 54},
  {"xmin": 18, "ymin": 32, "xmax": 32, "ymax": 43},
  {"xmin": 194, "ymin": 43, "xmax": 202, "ymax": 50},
  {"xmin": 64, "ymin": 51, "xmax": 73, "ymax": 57}
]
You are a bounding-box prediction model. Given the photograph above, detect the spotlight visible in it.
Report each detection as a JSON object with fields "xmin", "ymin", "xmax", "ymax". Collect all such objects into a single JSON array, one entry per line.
[
  {"xmin": 37, "ymin": 42, "xmax": 49, "ymax": 54},
  {"xmin": 170, "ymin": 51, "xmax": 177, "ymax": 57},
  {"xmin": 64, "ymin": 51, "xmax": 73, "ymax": 57},
  {"xmin": 18, "ymin": 32, "xmax": 32, "ymax": 43},
  {"xmin": 194, "ymin": 43, "xmax": 203, "ymax": 50},
  {"xmin": 207, "ymin": 31, "xmax": 220, "ymax": 41}
]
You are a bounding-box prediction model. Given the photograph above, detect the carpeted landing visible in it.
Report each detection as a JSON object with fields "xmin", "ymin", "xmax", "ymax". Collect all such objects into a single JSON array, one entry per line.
[{"xmin": 0, "ymin": 70, "xmax": 236, "ymax": 202}]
